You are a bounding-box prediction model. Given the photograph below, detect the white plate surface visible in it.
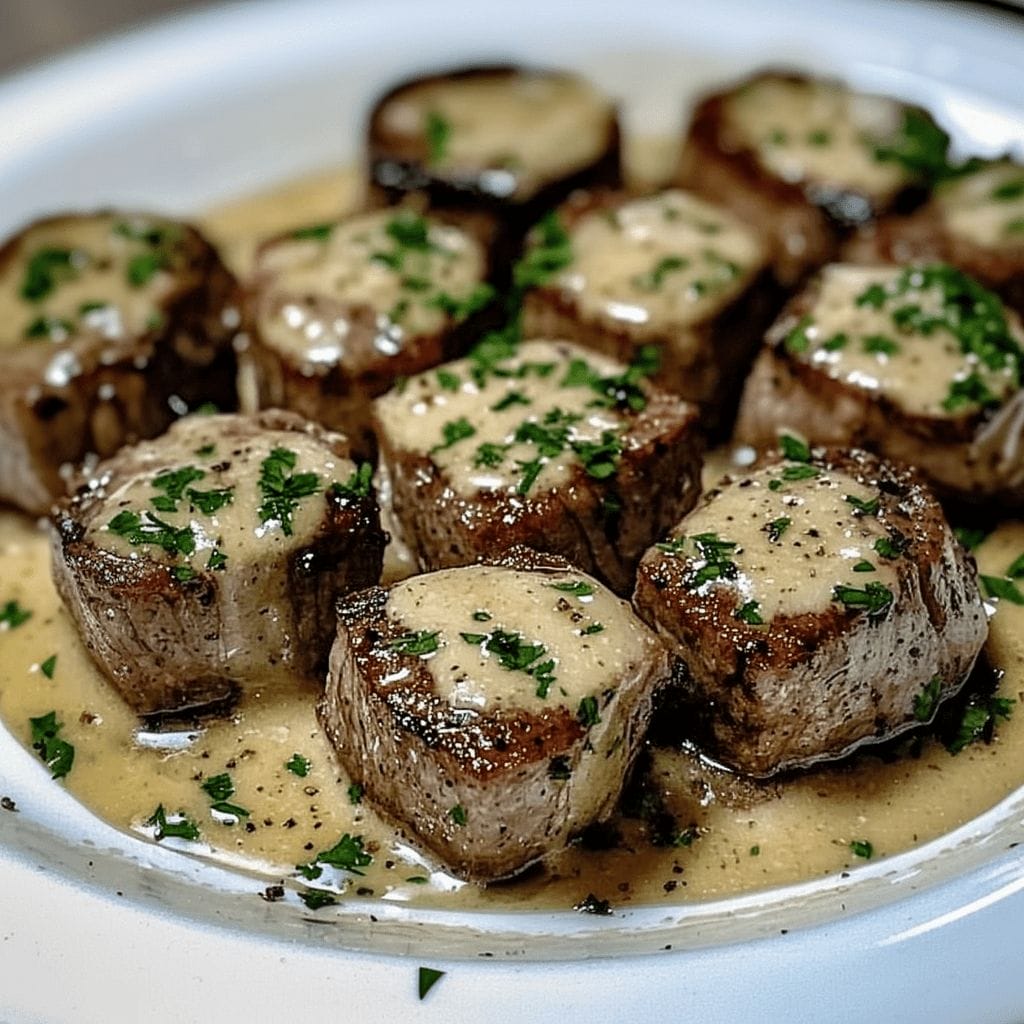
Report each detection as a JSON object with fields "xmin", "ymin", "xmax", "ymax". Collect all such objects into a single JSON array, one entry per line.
[{"xmin": 2, "ymin": 1, "xmax": 1024, "ymax": 1021}]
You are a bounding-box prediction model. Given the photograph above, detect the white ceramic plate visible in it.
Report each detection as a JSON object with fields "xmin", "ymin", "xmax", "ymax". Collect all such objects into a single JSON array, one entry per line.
[{"xmin": 2, "ymin": 1, "xmax": 1024, "ymax": 1021}]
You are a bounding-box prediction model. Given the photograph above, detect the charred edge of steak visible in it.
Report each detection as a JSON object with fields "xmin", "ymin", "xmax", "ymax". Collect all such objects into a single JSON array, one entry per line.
[{"xmin": 334, "ymin": 583, "xmax": 585, "ymax": 777}]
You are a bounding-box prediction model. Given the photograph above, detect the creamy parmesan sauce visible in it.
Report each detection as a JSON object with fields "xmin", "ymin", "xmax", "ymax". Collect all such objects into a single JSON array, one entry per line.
[
  {"xmin": 555, "ymin": 190, "xmax": 763, "ymax": 335},
  {"xmin": 2, "ymin": 166, "xmax": 1024, "ymax": 913},
  {"xmin": 379, "ymin": 71, "xmax": 614, "ymax": 202},
  {"xmin": 254, "ymin": 210, "xmax": 487, "ymax": 365},
  {"xmin": 376, "ymin": 339, "xmax": 627, "ymax": 497},
  {"xmin": 85, "ymin": 416, "xmax": 354, "ymax": 574},
  {"xmin": 937, "ymin": 161, "xmax": 1024, "ymax": 250},
  {"xmin": 0, "ymin": 214, "xmax": 184, "ymax": 351},
  {"xmin": 788, "ymin": 263, "xmax": 1020, "ymax": 417},
  {"xmin": 677, "ymin": 463, "xmax": 895, "ymax": 620},
  {"xmin": 386, "ymin": 566, "xmax": 642, "ymax": 713},
  {"xmin": 723, "ymin": 76, "xmax": 912, "ymax": 200}
]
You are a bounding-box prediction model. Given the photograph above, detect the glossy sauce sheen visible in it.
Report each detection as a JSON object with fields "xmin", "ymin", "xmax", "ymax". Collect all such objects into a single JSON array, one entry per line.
[
  {"xmin": 723, "ymin": 77, "xmax": 911, "ymax": 199},
  {"xmin": 790, "ymin": 264, "xmax": 1020, "ymax": 416},
  {"xmin": 937, "ymin": 161, "xmax": 1024, "ymax": 250},
  {"xmin": 557, "ymin": 190, "xmax": 763, "ymax": 334},
  {"xmin": 255, "ymin": 210, "xmax": 487, "ymax": 362},
  {"xmin": 376, "ymin": 339, "xmax": 626, "ymax": 497},
  {"xmin": 379, "ymin": 72, "xmax": 614, "ymax": 202},
  {"xmin": 2, "ymin": 168, "xmax": 1024, "ymax": 912}
]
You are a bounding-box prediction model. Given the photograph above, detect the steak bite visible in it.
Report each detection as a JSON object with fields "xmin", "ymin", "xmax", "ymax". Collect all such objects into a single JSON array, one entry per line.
[
  {"xmin": 319, "ymin": 553, "xmax": 671, "ymax": 881},
  {"xmin": 734, "ymin": 262, "xmax": 1024, "ymax": 507},
  {"xmin": 247, "ymin": 209, "xmax": 495, "ymax": 457},
  {"xmin": 634, "ymin": 444, "xmax": 988, "ymax": 778},
  {"xmin": 51, "ymin": 411, "xmax": 384, "ymax": 716},
  {"xmin": 373, "ymin": 338, "xmax": 702, "ymax": 595},
  {"xmin": 677, "ymin": 71, "xmax": 948, "ymax": 285},
  {"xmin": 366, "ymin": 65, "xmax": 621, "ymax": 272},
  {"xmin": 844, "ymin": 159, "xmax": 1024, "ymax": 317},
  {"xmin": 520, "ymin": 189, "xmax": 777, "ymax": 432},
  {"xmin": 0, "ymin": 212, "xmax": 240, "ymax": 515}
]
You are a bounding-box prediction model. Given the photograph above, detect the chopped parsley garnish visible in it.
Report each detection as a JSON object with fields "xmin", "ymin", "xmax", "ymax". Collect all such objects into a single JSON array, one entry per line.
[
  {"xmin": 435, "ymin": 369, "xmax": 460, "ymax": 392},
  {"xmin": 954, "ymin": 526, "xmax": 990, "ymax": 551},
  {"xmin": 513, "ymin": 211, "xmax": 573, "ymax": 290},
  {"xmin": 449, "ymin": 804, "xmax": 467, "ymax": 826},
  {"xmin": 844, "ymin": 494, "xmax": 880, "ymax": 517},
  {"xmin": 200, "ymin": 773, "xmax": 250, "ymax": 820},
  {"xmin": 946, "ymin": 694, "xmax": 1015, "ymax": 755},
  {"xmin": 21, "ymin": 247, "xmax": 80, "ymax": 301},
  {"xmin": 852, "ymin": 560, "xmax": 875, "ymax": 573},
  {"xmin": 186, "ymin": 487, "xmax": 233, "ymax": 516},
  {"xmin": 734, "ymin": 600, "xmax": 764, "ymax": 625},
  {"xmin": 387, "ymin": 630, "xmax": 441, "ymax": 656},
  {"xmin": 779, "ymin": 433, "xmax": 811, "ymax": 462},
  {"xmin": 29, "ymin": 711, "xmax": 74, "ymax": 779},
  {"xmin": 418, "ymin": 967, "xmax": 446, "ymax": 1001},
  {"xmin": 471, "ymin": 610, "xmax": 491, "ymax": 622},
  {"xmin": 548, "ymin": 580, "xmax": 595, "ymax": 598},
  {"xmin": 580, "ymin": 622, "xmax": 604, "ymax": 636},
  {"xmin": 850, "ymin": 839, "xmax": 874, "ymax": 859},
  {"xmin": 292, "ymin": 223, "xmax": 334, "ymax": 241},
  {"xmin": 331, "ymin": 462, "xmax": 373, "ymax": 500},
  {"xmin": 823, "ymin": 332, "xmax": 849, "ymax": 352},
  {"xmin": 25, "ymin": 316, "xmax": 74, "ymax": 340},
  {"xmin": 257, "ymin": 447, "xmax": 321, "ymax": 537},
  {"xmin": 298, "ymin": 889, "xmax": 338, "ymax": 910},
  {"xmin": 424, "ymin": 110, "xmax": 451, "ymax": 164},
  {"xmin": 385, "ymin": 212, "xmax": 434, "ymax": 252},
  {"xmin": 39, "ymin": 654, "xmax": 57, "ymax": 679},
  {"xmin": 150, "ymin": 466, "xmax": 206, "ymax": 512},
  {"xmin": 285, "ymin": 753, "xmax": 311, "ymax": 778},
  {"xmin": 347, "ymin": 783, "xmax": 363, "ymax": 805},
  {"xmin": 427, "ymin": 283, "xmax": 495, "ymax": 321},
  {"xmin": 871, "ymin": 107, "xmax": 952, "ymax": 183},
  {"xmin": 206, "ymin": 548, "xmax": 227, "ymax": 572},
  {"xmin": 171, "ymin": 566, "xmax": 197, "ymax": 582},
  {"xmin": 577, "ymin": 695, "xmax": 601, "ymax": 727},
  {"xmin": 459, "ymin": 628, "xmax": 556, "ymax": 698},
  {"xmin": 430, "ymin": 417, "xmax": 476, "ymax": 454},
  {"xmin": 784, "ymin": 315, "xmax": 812, "ymax": 354},
  {"xmin": 303, "ymin": 833, "xmax": 373, "ymax": 876},
  {"xmin": 862, "ymin": 334, "xmax": 900, "ymax": 356},
  {"xmin": 474, "ymin": 442, "xmax": 508, "ymax": 468},
  {"xmin": 766, "ymin": 517, "xmax": 791, "ymax": 542},
  {"xmin": 491, "ymin": 390, "xmax": 531, "ymax": 412},
  {"xmin": 146, "ymin": 804, "xmax": 199, "ymax": 842},
  {"xmin": 631, "ymin": 255, "xmax": 689, "ymax": 292},
  {"xmin": 991, "ymin": 178, "xmax": 1024, "ymax": 201},
  {"xmin": 107, "ymin": 509, "xmax": 196, "ymax": 557},
  {"xmin": 980, "ymin": 575, "xmax": 1024, "ymax": 605},
  {"xmin": 832, "ymin": 581, "xmax": 894, "ymax": 621},
  {"xmin": 0, "ymin": 600, "xmax": 31, "ymax": 629},
  {"xmin": 913, "ymin": 676, "xmax": 942, "ymax": 722},
  {"xmin": 807, "ymin": 129, "xmax": 831, "ymax": 146},
  {"xmin": 874, "ymin": 532, "xmax": 909, "ymax": 559},
  {"xmin": 127, "ymin": 251, "xmax": 166, "ymax": 288}
]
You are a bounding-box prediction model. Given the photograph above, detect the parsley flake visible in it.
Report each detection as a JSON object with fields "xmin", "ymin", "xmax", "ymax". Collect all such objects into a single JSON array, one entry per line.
[
  {"xmin": 257, "ymin": 447, "xmax": 320, "ymax": 537},
  {"xmin": 29, "ymin": 711, "xmax": 74, "ymax": 779}
]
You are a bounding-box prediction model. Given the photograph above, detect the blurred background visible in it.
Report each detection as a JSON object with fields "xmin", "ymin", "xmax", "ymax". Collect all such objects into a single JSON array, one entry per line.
[
  {"xmin": 0, "ymin": 0, "xmax": 208, "ymax": 74},
  {"xmin": 1, "ymin": 0, "xmax": 1022, "ymax": 77}
]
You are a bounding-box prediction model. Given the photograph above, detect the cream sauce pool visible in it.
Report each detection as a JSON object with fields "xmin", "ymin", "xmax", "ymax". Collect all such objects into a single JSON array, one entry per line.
[{"xmin": 2, "ymin": 166, "xmax": 1024, "ymax": 912}]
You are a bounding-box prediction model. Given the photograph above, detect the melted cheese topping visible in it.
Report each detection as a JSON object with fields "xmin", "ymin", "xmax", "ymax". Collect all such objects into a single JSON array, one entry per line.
[
  {"xmin": 378, "ymin": 71, "xmax": 614, "ymax": 202},
  {"xmin": 84, "ymin": 416, "xmax": 355, "ymax": 574},
  {"xmin": 787, "ymin": 264, "xmax": 1021, "ymax": 417},
  {"xmin": 254, "ymin": 210, "xmax": 487, "ymax": 367},
  {"xmin": 553, "ymin": 190, "xmax": 763, "ymax": 334},
  {"xmin": 386, "ymin": 565, "xmax": 647, "ymax": 714},
  {"xmin": 937, "ymin": 161, "xmax": 1024, "ymax": 249},
  {"xmin": 0, "ymin": 214, "xmax": 186, "ymax": 355},
  {"xmin": 376, "ymin": 339, "xmax": 629, "ymax": 497},
  {"xmin": 722, "ymin": 76, "xmax": 912, "ymax": 200},
  {"xmin": 672, "ymin": 461, "xmax": 896, "ymax": 620}
]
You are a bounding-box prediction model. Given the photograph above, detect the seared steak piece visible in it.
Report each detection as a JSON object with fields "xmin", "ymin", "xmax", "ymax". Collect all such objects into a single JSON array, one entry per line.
[
  {"xmin": 634, "ymin": 445, "xmax": 988, "ymax": 777},
  {"xmin": 0, "ymin": 212, "xmax": 240, "ymax": 515},
  {"xmin": 366, "ymin": 65, "xmax": 621, "ymax": 275},
  {"xmin": 51, "ymin": 410, "xmax": 384, "ymax": 716},
  {"xmin": 677, "ymin": 71, "xmax": 947, "ymax": 285},
  {"xmin": 247, "ymin": 209, "xmax": 496, "ymax": 457},
  {"xmin": 520, "ymin": 188, "xmax": 778, "ymax": 434},
  {"xmin": 734, "ymin": 262, "xmax": 1024, "ymax": 507},
  {"xmin": 373, "ymin": 338, "xmax": 702, "ymax": 595},
  {"xmin": 843, "ymin": 159, "xmax": 1024, "ymax": 317},
  {"xmin": 319, "ymin": 550, "xmax": 671, "ymax": 881}
]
